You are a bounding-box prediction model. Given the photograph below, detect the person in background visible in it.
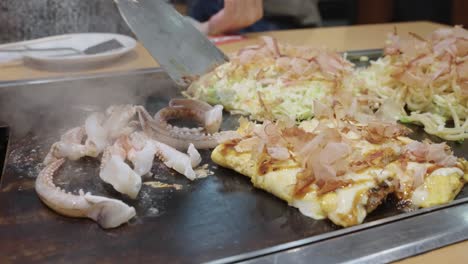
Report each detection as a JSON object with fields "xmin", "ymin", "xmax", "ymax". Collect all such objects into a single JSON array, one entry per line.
[
  {"xmin": 187, "ymin": 0, "xmax": 322, "ymax": 35},
  {"xmin": 190, "ymin": 0, "xmax": 263, "ymax": 35}
]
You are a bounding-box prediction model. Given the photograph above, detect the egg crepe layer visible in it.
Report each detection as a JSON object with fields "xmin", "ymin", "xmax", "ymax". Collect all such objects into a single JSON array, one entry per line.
[{"xmin": 211, "ymin": 121, "xmax": 468, "ymax": 227}]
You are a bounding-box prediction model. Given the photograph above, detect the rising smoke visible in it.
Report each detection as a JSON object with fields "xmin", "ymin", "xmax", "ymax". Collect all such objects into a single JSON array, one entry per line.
[{"xmin": 0, "ymin": 71, "xmax": 178, "ymax": 138}]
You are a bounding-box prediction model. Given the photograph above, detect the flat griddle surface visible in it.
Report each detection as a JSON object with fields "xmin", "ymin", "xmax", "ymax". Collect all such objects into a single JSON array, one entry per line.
[
  {"xmin": 0, "ymin": 113, "xmax": 344, "ymax": 263},
  {"xmin": 0, "ymin": 68, "xmax": 467, "ymax": 263}
]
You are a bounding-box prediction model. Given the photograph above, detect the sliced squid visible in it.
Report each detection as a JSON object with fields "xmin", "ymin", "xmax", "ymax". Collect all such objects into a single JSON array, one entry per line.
[
  {"xmin": 154, "ymin": 141, "xmax": 199, "ymax": 181},
  {"xmin": 44, "ymin": 127, "xmax": 88, "ymax": 165},
  {"xmin": 103, "ymin": 105, "xmax": 137, "ymax": 139},
  {"xmin": 37, "ymin": 102, "xmax": 216, "ymax": 228},
  {"xmin": 187, "ymin": 143, "xmax": 202, "ymax": 168},
  {"xmin": 99, "ymin": 155, "xmax": 142, "ymax": 199},
  {"xmin": 99, "ymin": 138, "xmax": 142, "ymax": 199},
  {"xmin": 84, "ymin": 112, "xmax": 109, "ymax": 156},
  {"xmin": 127, "ymin": 134, "xmax": 158, "ymax": 176}
]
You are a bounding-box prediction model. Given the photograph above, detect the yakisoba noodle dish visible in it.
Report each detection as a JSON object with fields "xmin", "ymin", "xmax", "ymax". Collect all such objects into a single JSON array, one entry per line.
[{"xmin": 346, "ymin": 26, "xmax": 468, "ymax": 141}]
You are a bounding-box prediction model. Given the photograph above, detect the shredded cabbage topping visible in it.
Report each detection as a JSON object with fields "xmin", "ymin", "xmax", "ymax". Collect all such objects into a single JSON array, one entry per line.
[
  {"xmin": 349, "ymin": 26, "xmax": 468, "ymax": 140},
  {"xmin": 187, "ymin": 27, "xmax": 468, "ymax": 141},
  {"xmin": 186, "ymin": 36, "xmax": 353, "ymax": 121}
]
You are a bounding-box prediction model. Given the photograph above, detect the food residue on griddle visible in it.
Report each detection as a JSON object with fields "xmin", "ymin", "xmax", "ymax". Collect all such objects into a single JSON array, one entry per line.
[
  {"xmin": 144, "ymin": 181, "xmax": 183, "ymax": 190},
  {"xmin": 194, "ymin": 163, "xmax": 214, "ymax": 179}
]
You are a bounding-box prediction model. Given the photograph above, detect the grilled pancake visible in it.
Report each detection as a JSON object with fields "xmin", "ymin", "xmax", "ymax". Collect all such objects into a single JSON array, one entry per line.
[{"xmin": 211, "ymin": 120, "xmax": 468, "ymax": 227}]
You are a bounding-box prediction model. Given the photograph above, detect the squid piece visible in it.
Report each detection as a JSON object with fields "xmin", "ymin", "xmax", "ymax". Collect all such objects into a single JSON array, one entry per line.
[
  {"xmin": 127, "ymin": 133, "xmax": 158, "ymax": 176},
  {"xmin": 37, "ymin": 103, "xmax": 215, "ymax": 229},
  {"xmin": 169, "ymin": 99, "xmax": 223, "ymax": 134},
  {"xmin": 103, "ymin": 105, "xmax": 137, "ymax": 139},
  {"xmin": 83, "ymin": 105, "xmax": 138, "ymax": 157},
  {"xmin": 187, "ymin": 143, "xmax": 202, "ymax": 168},
  {"xmin": 99, "ymin": 155, "xmax": 142, "ymax": 199},
  {"xmin": 45, "ymin": 104, "xmax": 139, "ymax": 164},
  {"xmin": 136, "ymin": 99, "xmax": 235, "ymax": 150},
  {"xmin": 84, "ymin": 112, "xmax": 109, "ymax": 156},
  {"xmin": 99, "ymin": 138, "xmax": 142, "ymax": 199},
  {"xmin": 154, "ymin": 141, "xmax": 199, "ymax": 181},
  {"xmin": 126, "ymin": 132, "xmax": 204, "ymax": 181},
  {"xmin": 35, "ymin": 159, "xmax": 136, "ymax": 229},
  {"xmin": 44, "ymin": 127, "xmax": 88, "ymax": 165},
  {"xmin": 99, "ymin": 133, "xmax": 203, "ymax": 198}
]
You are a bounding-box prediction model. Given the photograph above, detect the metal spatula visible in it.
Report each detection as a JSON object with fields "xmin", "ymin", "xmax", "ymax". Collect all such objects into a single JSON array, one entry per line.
[
  {"xmin": 82, "ymin": 39, "xmax": 124, "ymax": 55},
  {"xmin": 114, "ymin": 0, "xmax": 229, "ymax": 87}
]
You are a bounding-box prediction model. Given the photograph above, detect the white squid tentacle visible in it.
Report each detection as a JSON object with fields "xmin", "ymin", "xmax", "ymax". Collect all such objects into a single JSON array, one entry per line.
[
  {"xmin": 136, "ymin": 105, "xmax": 224, "ymax": 150},
  {"xmin": 35, "ymin": 159, "xmax": 136, "ymax": 229}
]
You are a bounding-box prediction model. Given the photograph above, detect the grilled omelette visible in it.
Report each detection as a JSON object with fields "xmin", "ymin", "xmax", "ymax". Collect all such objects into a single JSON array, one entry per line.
[{"xmin": 211, "ymin": 119, "xmax": 468, "ymax": 227}]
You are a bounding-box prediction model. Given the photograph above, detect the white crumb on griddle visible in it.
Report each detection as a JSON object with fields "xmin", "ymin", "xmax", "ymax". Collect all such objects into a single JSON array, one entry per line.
[
  {"xmin": 9, "ymin": 147, "xmax": 43, "ymax": 178},
  {"xmin": 147, "ymin": 207, "xmax": 160, "ymax": 217},
  {"xmin": 194, "ymin": 164, "xmax": 214, "ymax": 179},
  {"xmin": 144, "ymin": 181, "xmax": 183, "ymax": 190}
]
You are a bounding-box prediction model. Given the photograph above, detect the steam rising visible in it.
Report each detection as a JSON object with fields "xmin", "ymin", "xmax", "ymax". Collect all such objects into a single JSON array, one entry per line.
[{"xmin": 0, "ymin": 71, "xmax": 178, "ymax": 138}]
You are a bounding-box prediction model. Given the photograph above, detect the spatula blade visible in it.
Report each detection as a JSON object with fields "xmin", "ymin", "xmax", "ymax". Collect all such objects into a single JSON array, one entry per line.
[{"xmin": 114, "ymin": 0, "xmax": 229, "ymax": 86}]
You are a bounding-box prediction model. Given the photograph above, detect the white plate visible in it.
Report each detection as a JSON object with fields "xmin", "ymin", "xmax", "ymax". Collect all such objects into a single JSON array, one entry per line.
[{"xmin": 0, "ymin": 33, "xmax": 137, "ymax": 67}]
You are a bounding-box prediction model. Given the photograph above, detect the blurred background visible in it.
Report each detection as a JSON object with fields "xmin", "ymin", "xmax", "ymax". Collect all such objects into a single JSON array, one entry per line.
[{"xmin": 0, "ymin": 0, "xmax": 467, "ymax": 43}]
